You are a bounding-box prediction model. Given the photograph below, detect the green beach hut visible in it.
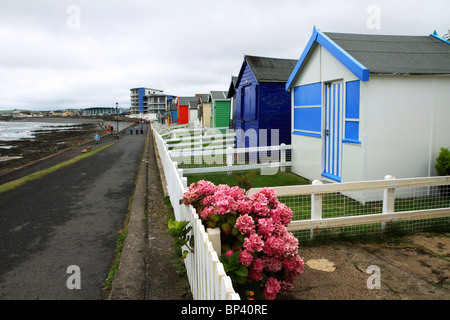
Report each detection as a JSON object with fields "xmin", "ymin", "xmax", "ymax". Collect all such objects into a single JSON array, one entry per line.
[{"xmin": 209, "ymin": 91, "xmax": 230, "ymax": 130}]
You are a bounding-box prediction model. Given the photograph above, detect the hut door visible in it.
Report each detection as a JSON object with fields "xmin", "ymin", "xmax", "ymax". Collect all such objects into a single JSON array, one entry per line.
[
  {"xmin": 241, "ymin": 85, "xmax": 253, "ymax": 147},
  {"xmin": 322, "ymin": 81, "xmax": 343, "ymax": 182}
]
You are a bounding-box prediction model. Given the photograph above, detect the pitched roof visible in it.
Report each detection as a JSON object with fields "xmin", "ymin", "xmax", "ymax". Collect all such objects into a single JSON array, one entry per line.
[
  {"xmin": 197, "ymin": 94, "xmax": 209, "ymax": 103},
  {"xmin": 245, "ymin": 55, "xmax": 297, "ymax": 82},
  {"xmin": 208, "ymin": 91, "xmax": 229, "ymax": 102},
  {"xmin": 286, "ymin": 27, "xmax": 450, "ymax": 89},
  {"xmin": 227, "ymin": 76, "xmax": 238, "ymax": 98},
  {"xmin": 178, "ymin": 96, "xmax": 198, "ymax": 106},
  {"xmin": 188, "ymin": 100, "xmax": 198, "ymax": 109},
  {"xmin": 325, "ymin": 32, "xmax": 450, "ymax": 75}
]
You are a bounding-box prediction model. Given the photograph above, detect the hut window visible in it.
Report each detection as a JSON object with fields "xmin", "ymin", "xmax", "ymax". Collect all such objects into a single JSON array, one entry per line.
[
  {"xmin": 293, "ymin": 82, "xmax": 322, "ymax": 138},
  {"xmin": 343, "ymin": 80, "xmax": 361, "ymax": 144}
]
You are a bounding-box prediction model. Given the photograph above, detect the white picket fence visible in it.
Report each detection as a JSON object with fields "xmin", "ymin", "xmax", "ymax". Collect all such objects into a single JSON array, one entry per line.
[{"xmin": 152, "ymin": 125, "xmax": 240, "ymax": 300}]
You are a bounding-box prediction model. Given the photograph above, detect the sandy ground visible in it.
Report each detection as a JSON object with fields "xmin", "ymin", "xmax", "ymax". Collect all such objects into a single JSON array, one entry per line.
[{"xmin": 279, "ymin": 233, "xmax": 449, "ymax": 300}]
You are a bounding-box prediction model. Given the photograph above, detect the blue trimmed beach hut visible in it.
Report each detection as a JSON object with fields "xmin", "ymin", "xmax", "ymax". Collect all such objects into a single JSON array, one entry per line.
[
  {"xmin": 286, "ymin": 26, "xmax": 450, "ymax": 185},
  {"xmin": 232, "ymin": 55, "xmax": 297, "ymax": 148}
]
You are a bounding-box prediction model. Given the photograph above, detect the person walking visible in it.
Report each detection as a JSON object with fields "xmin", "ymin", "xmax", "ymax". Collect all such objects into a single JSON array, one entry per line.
[
  {"xmin": 130, "ymin": 126, "xmax": 133, "ymax": 135},
  {"xmin": 140, "ymin": 124, "xmax": 144, "ymax": 134},
  {"xmin": 94, "ymin": 132, "xmax": 100, "ymax": 145},
  {"xmin": 135, "ymin": 125, "xmax": 139, "ymax": 135}
]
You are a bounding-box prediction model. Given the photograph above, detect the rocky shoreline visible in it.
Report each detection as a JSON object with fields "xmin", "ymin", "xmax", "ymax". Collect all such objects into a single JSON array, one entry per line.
[{"xmin": 0, "ymin": 118, "xmax": 113, "ymax": 176}]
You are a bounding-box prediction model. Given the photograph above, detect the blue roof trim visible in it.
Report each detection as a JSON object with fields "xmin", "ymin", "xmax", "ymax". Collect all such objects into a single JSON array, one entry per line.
[
  {"xmin": 431, "ymin": 30, "xmax": 450, "ymax": 45},
  {"xmin": 286, "ymin": 26, "xmax": 370, "ymax": 91},
  {"xmin": 285, "ymin": 27, "xmax": 319, "ymax": 91},
  {"xmin": 317, "ymin": 31, "xmax": 370, "ymax": 81}
]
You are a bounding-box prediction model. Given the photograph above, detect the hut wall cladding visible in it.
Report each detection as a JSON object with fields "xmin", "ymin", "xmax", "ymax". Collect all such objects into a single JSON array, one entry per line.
[
  {"xmin": 214, "ymin": 101, "xmax": 231, "ymax": 128},
  {"xmin": 258, "ymin": 82, "xmax": 292, "ymax": 146}
]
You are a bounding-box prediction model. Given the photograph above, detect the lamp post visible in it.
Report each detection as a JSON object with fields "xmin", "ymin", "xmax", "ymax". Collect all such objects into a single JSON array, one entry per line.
[{"xmin": 116, "ymin": 102, "xmax": 119, "ymax": 141}]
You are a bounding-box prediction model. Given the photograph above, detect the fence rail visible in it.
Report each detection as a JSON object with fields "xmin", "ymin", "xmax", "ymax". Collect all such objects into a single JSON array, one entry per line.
[
  {"xmin": 152, "ymin": 124, "xmax": 240, "ymax": 300},
  {"xmin": 249, "ymin": 175, "xmax": 450, "ymax": 239}
]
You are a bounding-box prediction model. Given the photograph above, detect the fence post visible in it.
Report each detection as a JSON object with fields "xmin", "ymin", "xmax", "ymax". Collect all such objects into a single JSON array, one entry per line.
[
  {"xmin": 382, "ymin": 175, "xmax": 396, "ymax": 230},
  {"xmin": 181, "ymin": 176, "xmax": 188, "ymax": 191},
  {"xmin": 310, "ymin": 180, "xmax": 323, "ymax": 239},
  {"xmin": 227, "ymin": 146, "xmax": 233, "ymax": 175},
  {"xmin": 280, "ymin": 143, "xmax": 286, "ymax": 173},
  {"xmin": 207, "ymin": 228, "xmax": 221, "ymax": 257}
]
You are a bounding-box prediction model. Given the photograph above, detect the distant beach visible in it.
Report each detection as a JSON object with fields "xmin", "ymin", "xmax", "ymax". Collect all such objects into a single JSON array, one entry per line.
[{"xmin": 0, "ymin": 117, "xmax": 132, "ymax": 176}]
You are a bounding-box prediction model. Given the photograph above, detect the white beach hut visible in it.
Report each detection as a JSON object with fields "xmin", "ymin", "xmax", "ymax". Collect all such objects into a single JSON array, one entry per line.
[{"xmin": 286, "ymin": 27, "xmax": 450, "ymax": 191}]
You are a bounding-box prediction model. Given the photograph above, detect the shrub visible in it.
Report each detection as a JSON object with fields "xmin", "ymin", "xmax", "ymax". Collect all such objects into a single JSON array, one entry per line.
[
  {"xmin": 435, "ymin": 147, "xmax": 450, "ymax": 176},
  {"xmin": 181, "ymin": 180, "xmax": 304, "ymax": 300}
]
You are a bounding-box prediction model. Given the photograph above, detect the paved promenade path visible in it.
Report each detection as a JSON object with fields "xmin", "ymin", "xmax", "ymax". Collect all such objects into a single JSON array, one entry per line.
[{"xmin": 0, "ymin": 127, "xmax": 147, "ymax": 299}]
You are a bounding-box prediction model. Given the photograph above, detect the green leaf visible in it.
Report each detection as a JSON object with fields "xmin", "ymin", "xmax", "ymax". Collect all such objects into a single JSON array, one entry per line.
[
  {"xmin": 234, "ymin": 264, "xmax": 248, "ymax": 277},
  {"xmin": 210, "ymin": 214, "xmax": 220, "ymax": 223},
  {"xmin": 234, "ymin": 275, "xmax": 248, "ymax": 284},
  {"xmin": 228, "ymin": 251, "xmax": 240, "ymax": 269},
  {"xmin": 221, "ymin": 222, "xmax": 231, "ymax": 235}
]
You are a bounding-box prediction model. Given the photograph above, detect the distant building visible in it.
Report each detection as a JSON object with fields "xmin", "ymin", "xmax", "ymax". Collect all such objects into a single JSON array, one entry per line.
[
  {"xmin": 82, "ymin": 107, "xmax": 126, "ymax": 116},
  {"xmin": 130, "ymin": 87, "xmax": 171, "ymax": 115}
]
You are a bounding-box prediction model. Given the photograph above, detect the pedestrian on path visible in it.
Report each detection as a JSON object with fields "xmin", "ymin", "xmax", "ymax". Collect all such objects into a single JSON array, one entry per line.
[
  {"xmin": 140, "ymin": 124, "xmax": 144, "ymax": 134},
  {"xmin": 135, "ymin": 125, "xmax": 139, "ymax": 135},
  {"xmin": 130, "ymin": 126, "xmax": 133, "ymax": 135},
  {"xmin": 94, "ymin": 132, "xmax": 100, "ymax": 145}
]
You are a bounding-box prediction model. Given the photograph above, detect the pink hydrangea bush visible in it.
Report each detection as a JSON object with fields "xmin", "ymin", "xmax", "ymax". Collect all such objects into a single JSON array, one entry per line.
[{"xmin": 181, "ymin": 182, "xmax": 304, "ymax": 300}]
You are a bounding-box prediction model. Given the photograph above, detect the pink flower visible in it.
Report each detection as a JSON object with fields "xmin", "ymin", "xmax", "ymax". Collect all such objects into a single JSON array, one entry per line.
[
  {"xmin": 270, "ymin": 202, "xmax": 293, "ymax": 226},
  {"xmin": 282, "ymin": 232, "xmax": 300, "ymax": 258},
  {"xmin": 264, "ymin": 277, "xmax": 281, "ymax": 300},
  {"xmin": 263, "ymin": 256, "xmax": 283, "ymax": 273},
  {"xmin": 248, "ymin": 269, "xmax": 263, "ymax": 282},
  {"xmin": 214, "ymin": 195, "xmax": 234, "ymax": 215},
  {"xmin": 239, "ymin": 249, "xmax": 253, "ymax": 267},
  {"xmin": 202, "ymin": 195, "xmax": 215, "ymax": 206},
  {"xmin": 248, "ymin": 257, "xmax": 264, "ymax": 281},
  {"xmin": 229, "ymin": 186, "xmax": 246, "ymax": 201},
  {"xmin": 235, "ymin": 215, "xmax": 255, "ymax": 236},
  {"xmin": 282, "ymin": 256, "xmax": 305, "ymax": 276},
  {"xmin": 263, "ymin": 236, "xmax": 284, "ymax": 258},
  {"xmin": 259, "ymin": 187, "xmax": 278, "ymax": 206},
  {"xmin": 280, "ymin": 277, "xmax": 296, "ymax": 291},
  {"xmin": 236, "ymin": 199, "xmax": 253, "ymax": 215},
  {"xmin": 253, "ymin": 201, "xmax": 270, "ymax": 217},
  {"xmin": 196, "ymin": 180, "xmax": 216, "ymax": 196},
  {"xmin": 243, "ymin": 233, "xmax": 264, "ymax": 253},
  {"xmin": 257, "ymin": 218, "xmax": 275, "ymax": 239},
  {"xmin": 251, "ymin": 257, "xmax": 264, "ymax": 273},
  {"xmin": 200, "ymin": 206, "xmax": 214, "ymax": 220},
  {"xmin": 251, "ymin": 192, "xmax": 269, "ymax": 205},
  {"xmin": 225, "ymin": 250, "xmax": 234, "ymax": 258}
]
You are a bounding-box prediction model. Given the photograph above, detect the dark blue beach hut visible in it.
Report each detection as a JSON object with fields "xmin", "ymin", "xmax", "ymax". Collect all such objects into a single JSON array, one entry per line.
[{"xmin": 231, "ymin": 55, "xmax": 297, "ymax": 148}]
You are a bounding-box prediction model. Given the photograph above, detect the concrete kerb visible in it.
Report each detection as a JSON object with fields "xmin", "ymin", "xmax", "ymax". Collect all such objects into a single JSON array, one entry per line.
[{"xmin": 107, "ymin": 127, "xmax": 149, "ymax": 300}]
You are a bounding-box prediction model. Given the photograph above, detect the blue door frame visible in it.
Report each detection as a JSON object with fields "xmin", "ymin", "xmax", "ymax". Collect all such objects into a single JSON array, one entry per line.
[{"xmin": 322, "ymin": 81, "xmax": 343, "ymax": 182}]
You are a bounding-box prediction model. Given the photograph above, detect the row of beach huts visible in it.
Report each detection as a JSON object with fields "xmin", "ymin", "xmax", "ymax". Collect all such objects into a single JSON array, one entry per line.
[{"xmin": 160, "ymin": 26, "xmax": 450, "ymax": 184}]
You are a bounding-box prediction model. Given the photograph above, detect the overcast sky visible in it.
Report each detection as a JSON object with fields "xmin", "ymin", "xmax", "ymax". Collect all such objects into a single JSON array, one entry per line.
[{"xmin": 0, "ymin": 0, "xmax": 448, "ymax": 110}]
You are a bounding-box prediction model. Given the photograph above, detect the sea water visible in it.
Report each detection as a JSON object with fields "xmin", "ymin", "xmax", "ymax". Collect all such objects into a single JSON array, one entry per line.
[{"xmin": 0, "ymin": 121, "xmax": 80, "ymax": 147}]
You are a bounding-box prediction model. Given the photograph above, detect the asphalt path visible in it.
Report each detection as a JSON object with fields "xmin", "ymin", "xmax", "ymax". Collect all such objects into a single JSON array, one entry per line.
[{"xmin": 0, "ymin": 126, "xmax": 147, "ymax": 299}]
